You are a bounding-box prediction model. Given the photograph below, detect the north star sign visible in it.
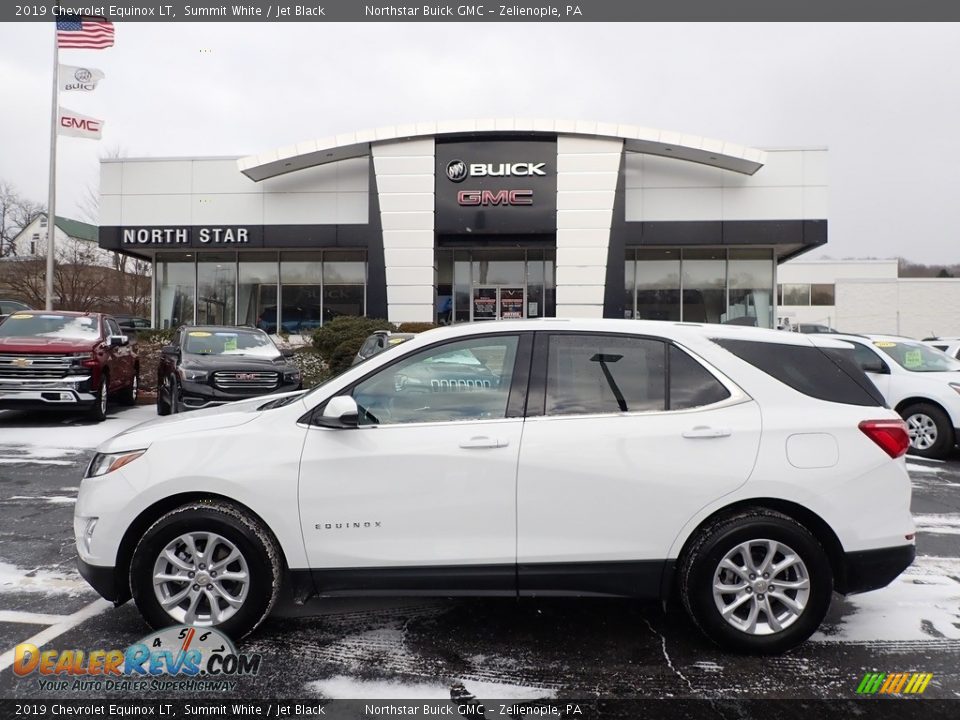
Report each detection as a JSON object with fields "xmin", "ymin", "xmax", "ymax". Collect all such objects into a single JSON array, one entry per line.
[{"xmin": 122, "ymin": 228, "xmax": 251, "ymax": 245}]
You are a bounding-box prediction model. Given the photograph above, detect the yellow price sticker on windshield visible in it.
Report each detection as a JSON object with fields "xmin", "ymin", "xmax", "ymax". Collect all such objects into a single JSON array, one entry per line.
[
  {"xmin": 223, "ymin": 337, "xmax": 237, "ymax": 351},
  {"xmin": 8, "ymin": 314, "xmax": 31, "ymax": 319},
  {"xmin": 188, "ymin": 331, "xmax": 212, "ymax": 337},
  {"xmin": 388, "ymin": 338, "xmax": 406, "ymax": 345},
  {"xmin": 904, "ymin": 350, "xmax": 923, "ymax": 368},
  {"xmin": 874, "ymin": 341, "xmax": 896, "ymax": 348}
]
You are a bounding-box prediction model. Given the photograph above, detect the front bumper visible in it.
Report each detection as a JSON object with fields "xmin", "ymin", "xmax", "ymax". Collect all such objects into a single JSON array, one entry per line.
[
  {"xmin": 179, "ymin": 379, "xmax": 301, "ymax": 411},
  {"xmin": 836, "ymin": 543, "xmax": 916, "ymax": 595},
  {"xmin": 77, "ymin": 557, "xmax": 128, "ymax": 605},
  {"xmin": 0, "ymin": 376, "xmax": 96, "ymax": 408}
]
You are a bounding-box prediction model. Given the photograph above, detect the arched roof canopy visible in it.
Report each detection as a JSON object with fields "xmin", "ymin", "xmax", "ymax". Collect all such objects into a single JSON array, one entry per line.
[{"xmin": 237, "ymin": 119, "xmax": 766, "ymax": 181}]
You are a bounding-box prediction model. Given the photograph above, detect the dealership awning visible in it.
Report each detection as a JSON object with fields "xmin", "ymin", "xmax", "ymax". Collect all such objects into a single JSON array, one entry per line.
[{"xmin": 237, "ymin": 119, "xmax": 767, "ymax": 182}]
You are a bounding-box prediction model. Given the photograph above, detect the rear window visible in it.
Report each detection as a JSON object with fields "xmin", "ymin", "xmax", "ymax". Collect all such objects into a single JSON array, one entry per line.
[{"xmin": 712, "ymin": 338, "xmax": 886, "ymax": 407}]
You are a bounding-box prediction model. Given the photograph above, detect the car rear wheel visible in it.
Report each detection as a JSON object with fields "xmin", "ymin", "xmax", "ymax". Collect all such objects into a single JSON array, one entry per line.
[
  {"xmin": 129, "ymin": 501, "xmax": 282, "ymax": 639},
  {"xmin": 679, "ymin": 509, "xmax": 832, "ymax": 654},
  {"xmin": 119, "ymin": 372, "xmax": 139, "ymax": 406},
  {"xmin": 902, "ymin": 403, "xmax": 953, "ymax": 459}
]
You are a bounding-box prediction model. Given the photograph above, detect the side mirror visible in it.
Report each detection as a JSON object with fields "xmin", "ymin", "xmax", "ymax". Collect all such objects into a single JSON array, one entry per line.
[
  {"xmin": 161, "ymin": 345, "xmax": 178, "ymax": 356},
  {"xmin": 861, "ymin": 361, "xmax": 888, "ymax": 375},
  {"xmin": 109, "ymin": 335, "xmax": 129, "ymax": 347},
  {"xmin": 314, "ymin": 395, "xmax": 359, "ymax": 429},
  {"xmin": 280, "ymin": 347, "xmax": 295, "ymax": 358}
]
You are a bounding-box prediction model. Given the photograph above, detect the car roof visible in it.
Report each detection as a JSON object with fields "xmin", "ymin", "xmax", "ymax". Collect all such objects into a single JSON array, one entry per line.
[
  {"xmin": 180, "ymin": 325, "xmax": 264, "ymax": 333},
  {"xmin": 14, "ymin": 310, "xmax": 101, "ymax": 318},
  {"xmin": 406, "ymin": 318, "xmax": 853, "ymax": 349}
]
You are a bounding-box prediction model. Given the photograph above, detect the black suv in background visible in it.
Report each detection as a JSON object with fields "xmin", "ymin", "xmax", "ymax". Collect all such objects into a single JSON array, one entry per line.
[{"xmin": 156, "ymin": 326, "xmax": 302, "ymax": 414}]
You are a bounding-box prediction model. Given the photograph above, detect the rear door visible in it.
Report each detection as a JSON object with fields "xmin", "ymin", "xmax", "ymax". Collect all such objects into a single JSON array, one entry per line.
[
  {"xmin": 104, "ymin": 317, "xmax": 131, "ymax": 391},
  {"xmin": 516, "ymin": 332, "xmax": 761, "ymax": 596}
]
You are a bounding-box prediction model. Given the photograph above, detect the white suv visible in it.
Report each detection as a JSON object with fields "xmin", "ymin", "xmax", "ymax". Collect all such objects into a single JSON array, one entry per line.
[
  {"xmin": 75, "ymin": 320, "xmax": 915, "ymax": 654},
  {"xmin": 826, "ymin": 334, "xmax": 960, "ymax": 459}
]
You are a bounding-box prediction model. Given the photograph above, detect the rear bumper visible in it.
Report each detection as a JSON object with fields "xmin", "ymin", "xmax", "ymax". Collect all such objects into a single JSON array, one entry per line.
[
  {"xmin": 77, "ymin": 557, "xmax": 128, "ymax": 605},
  {"xmin": 836, "ymin": 543, "xmax": 915, "ymax": 595}
]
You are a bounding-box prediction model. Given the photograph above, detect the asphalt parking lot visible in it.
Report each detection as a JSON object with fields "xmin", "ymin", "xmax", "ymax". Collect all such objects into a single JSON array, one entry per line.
[{"xmin": 0, "ymin": 405, "xmax": 957, "ymax": 703}]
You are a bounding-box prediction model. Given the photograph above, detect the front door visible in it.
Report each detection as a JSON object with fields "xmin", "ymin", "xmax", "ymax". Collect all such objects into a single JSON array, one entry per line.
[
  {"xmin": 472, "ymin": 286, "xmax": 526, "ymax": 321},
  {"xmin": 298, "ymin": 333, "xmax": 532, "ymax": 593}
]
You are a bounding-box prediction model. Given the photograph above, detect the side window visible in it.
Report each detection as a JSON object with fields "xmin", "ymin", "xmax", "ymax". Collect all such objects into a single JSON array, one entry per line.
[
  {"xmin": 106, "ymin": 319, "xmax": 121, "ymax": 337},
  {"xmin": 545, "ymin": 334, "xmax": 666, "ymax": 416},
  {"xmin": 351, "ymin": 335, "xmax": 519, "ymax": 426},
  {"xmin": 669, "ymin": 346, "xmax": 731, "ymax": 410}
]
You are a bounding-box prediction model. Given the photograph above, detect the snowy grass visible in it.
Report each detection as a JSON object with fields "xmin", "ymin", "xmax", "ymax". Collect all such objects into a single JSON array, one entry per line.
[{"xmin": 0, "ymin": 406, "xmax": 155, "ymax": 451}]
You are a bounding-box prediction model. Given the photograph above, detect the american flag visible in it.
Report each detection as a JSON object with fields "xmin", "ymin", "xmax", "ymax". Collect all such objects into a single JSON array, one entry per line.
[{"xmin": 56, "ymin": 19, "xmax": 115, "ymax": 49}]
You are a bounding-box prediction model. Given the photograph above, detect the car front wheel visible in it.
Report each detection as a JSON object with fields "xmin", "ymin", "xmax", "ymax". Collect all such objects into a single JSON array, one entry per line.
[
  {"xmin": 88, "ymin": 374, "xmax": 108, "ymax": 422},
  {"xmin": 679, "ymin": 509, "xmax": 832, "ymax": 654},
  {"xmin": 129, "ymin": 501, "xmax": 282, "ymax": 639}
]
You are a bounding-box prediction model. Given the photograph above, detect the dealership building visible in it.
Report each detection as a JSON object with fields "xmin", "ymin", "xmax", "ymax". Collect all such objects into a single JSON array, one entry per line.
[{"xmin": 97, "ymin": 120, "xmax": 828, "ymax": 331}]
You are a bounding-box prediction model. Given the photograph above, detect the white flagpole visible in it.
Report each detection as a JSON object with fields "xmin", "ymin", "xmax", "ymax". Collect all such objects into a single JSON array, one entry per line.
[{"xmin": 45, "ymin": 28, "xmax": 59, "ymax": 311}]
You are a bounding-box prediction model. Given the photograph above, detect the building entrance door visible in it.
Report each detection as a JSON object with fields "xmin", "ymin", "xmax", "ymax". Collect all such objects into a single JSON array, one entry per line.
[{"xmin": 471, "ymin": 286, "xmax": 526, "ymax": 321}]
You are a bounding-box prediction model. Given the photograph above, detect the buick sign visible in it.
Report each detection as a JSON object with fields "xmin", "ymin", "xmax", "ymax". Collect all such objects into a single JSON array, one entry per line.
[{"xmin": 446, "ymin": 160, "xmax": 468, "ymax": 182}]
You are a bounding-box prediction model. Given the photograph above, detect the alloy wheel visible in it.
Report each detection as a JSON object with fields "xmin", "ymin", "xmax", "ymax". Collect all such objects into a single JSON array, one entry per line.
[
  {"xmin": 712, "ymin": 539, "xmax": 811, "ymax": 636},
  {"xmin": 906, "ymin": 413, "xmax": 937, "ymax": 450},
  {"xmin": 152, "ymin": 532, "xmax": 250, "ymax": 626}
]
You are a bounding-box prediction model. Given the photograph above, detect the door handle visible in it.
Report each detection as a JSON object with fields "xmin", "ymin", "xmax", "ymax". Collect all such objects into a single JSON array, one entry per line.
[
  {"xmin": 682, "ymin": 426, "xmax": 732, "ymax": 439},
  {"xmin": 459, "ymin": 435, "xmax": 508, "ymax": 449}
]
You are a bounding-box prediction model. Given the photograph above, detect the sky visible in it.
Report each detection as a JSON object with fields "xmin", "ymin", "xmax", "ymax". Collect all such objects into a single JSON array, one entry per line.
[{"xmin": 1, "ymin": 22, "xmax": 959, "ymax": 263}]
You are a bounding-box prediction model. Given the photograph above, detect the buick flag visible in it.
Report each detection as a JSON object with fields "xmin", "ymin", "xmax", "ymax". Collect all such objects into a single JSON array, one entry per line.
[
  {"xmin": 57, "ymin": 107, "xmax": 104, "ymax": 140},
  {"xmin": 59, "ymin": 64, "xmax": 105, "ymax": 92}
]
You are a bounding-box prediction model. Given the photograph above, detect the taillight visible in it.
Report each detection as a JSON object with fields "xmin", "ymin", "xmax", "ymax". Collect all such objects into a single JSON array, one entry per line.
[{"xmin": 859, "ymin": 419, "xmax": 910, "ymax": 459}]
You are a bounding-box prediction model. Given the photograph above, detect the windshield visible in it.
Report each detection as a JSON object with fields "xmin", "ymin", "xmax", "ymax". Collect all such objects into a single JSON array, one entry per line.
[
  {"xmin": 873, "ymin": 340, "xmax": 960, "ymax": 373},
  {"xmin": 0, "ymin": 313, "xmax": 100, "ymax": 341},
  {"xmin": 184, "ymin": 330, "xmax": 280, "ymax": 358}
]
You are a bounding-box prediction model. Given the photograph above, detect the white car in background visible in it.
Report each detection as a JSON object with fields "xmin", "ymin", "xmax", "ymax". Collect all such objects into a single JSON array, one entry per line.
[
  {"xmin": 828, "ymin": 333, "xmax": 960, "ymax": 459},
  {"xmin": 75, "ymin": 320, "xmax": 915, "ymax": 654},
  {"xmin": 924, "ymin": 337, "xmax": 960, "ymax": 360}
]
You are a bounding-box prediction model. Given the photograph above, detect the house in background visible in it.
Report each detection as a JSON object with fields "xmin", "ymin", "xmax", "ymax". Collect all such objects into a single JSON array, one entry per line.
[{"xmin": 6, "ymin": 215, "xmax": 114, "ymax": 266}]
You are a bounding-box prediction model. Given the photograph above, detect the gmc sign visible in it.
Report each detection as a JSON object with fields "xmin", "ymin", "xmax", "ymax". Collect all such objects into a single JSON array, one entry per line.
[
  {"xmin": 60, "ymin": 117, "xmax": 101, "ymax": 133},
  {"xmin": 457, "ymin": 189, "xmax": 534, "ymax": 206}
]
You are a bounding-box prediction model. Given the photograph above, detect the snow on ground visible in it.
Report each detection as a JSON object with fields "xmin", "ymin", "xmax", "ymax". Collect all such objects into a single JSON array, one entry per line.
[
  {"xmin": 914, "ymin": 514, "xmax": 960, "ymax": 536},
  {"xmin": 906, "ymin": 462, "xmax": 943, "ymax": 473},
  {"xmin": 0, "ymin": 406, "xmax": 154, "ymax": 451},
  {"xmin": 306, "ymin": 675, "xmax": 557, "ymax": 700},
  {"xmin": 812, "ymin": 555, "xmax": 960, "ymax": 642},
  {"xmin": 0, "ymin": 560, "xmax": 93, "ymax": 595},
  {"xmin": 5, "ymin": 495, "xmax": 77, "ymax": 505}
]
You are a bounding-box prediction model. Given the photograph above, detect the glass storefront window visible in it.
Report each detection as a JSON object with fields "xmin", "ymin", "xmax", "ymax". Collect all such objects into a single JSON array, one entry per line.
[
  {"xmin": 472, "ymin": 249, "xmax": 526, "ymax": 285},
  {"xmin": 453, "ymin": 251, "xmax": 471, "ymax": 324},
  {"xmin": 155, "ymin": 252, "xmax": 195, "ymax": 329},
  {"xmin": 197, "ymin": 253, "xmax": 237, "ymax": 325},
  {"xmin": 727, "ymin": 248, "xmax": 774, "ymax": 328},
  {"xmin": 635, "ymin": 249, "xmax": 681, "ymax": 321},
  {"xmin": 811, "ymin": 283, "xmax": 835, "ymax": 306},
  {"xmin": 781, "ymin": 283, "xmax": 811, "ymax": 306},
  {"xmin": 238, "ymin": 252, "xmax": 279, "ymax": 330},
  {"xmin": 682, "ymin": 249, "xmax": 726, "ymax": 324},
  {"xmin": 322, "ymin": 251, "xmax": 366, "ymax": 321},
  {"xmin": 436, "ymin": 250, "xmax": 454, "ymax": 325},
  {"xmin": 279, "ymin": 252, "xmax": 324, "ymax": 334}
]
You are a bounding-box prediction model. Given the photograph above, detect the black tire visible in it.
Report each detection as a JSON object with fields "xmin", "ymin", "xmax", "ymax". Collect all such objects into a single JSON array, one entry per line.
[
  {"xmin": 129, "ymin": 501, "xmax": 282, "ymax": 640},
  {"xmin": 169, "ymin": 375, "xmax": 182, "ymax": 414},
  {"xmin": 88, "ymin": 373, "xmax": 108, "ymax": 422},
  {"xmin": 679, "ymin": 509, "xmax": 832, "ymax": 654},
  {"xmin": 157, "ymin": 375, "xmax": 171, "ymax": 416},
  {"xmin": 901, "ymin": 402, "xmax": 954, "ymax": 460},
  {"xmin": 118, "ymin": 370, "xmax": 139, "ymax": 406}
]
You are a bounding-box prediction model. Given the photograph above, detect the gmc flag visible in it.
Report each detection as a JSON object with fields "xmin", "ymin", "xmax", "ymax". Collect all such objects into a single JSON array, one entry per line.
[{"xmin": 57, "ymin": 107, "xmax": 104, "ymax": 140}]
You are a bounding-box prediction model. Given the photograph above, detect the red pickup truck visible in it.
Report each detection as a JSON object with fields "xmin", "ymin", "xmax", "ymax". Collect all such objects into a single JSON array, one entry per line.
[{"xmin": 0, "ymin": 310, "xmax": 139, "ymax": 421}]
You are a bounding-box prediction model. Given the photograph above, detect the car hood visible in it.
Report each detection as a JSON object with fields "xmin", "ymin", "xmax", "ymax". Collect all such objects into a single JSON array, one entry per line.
[
  {"xmin": 0, "ymin": 336, "xmax": 97, "ymax": 353},
  {"xmin": 180, "ymin": 354, "xmax": 295, "ymax": 371},
  {"xmin": 97, "ymin": 392, "xmax": 303, "ymax": 453}
]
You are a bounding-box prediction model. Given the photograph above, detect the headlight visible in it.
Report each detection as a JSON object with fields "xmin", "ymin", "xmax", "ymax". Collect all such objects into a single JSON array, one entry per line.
[
  {"xmin": 178, "ymin": 367, "xmax": 208, "ymax": 382},
  {"xmin": 86, "ymin": 449, "xmax": 146, "ymax": 478}
]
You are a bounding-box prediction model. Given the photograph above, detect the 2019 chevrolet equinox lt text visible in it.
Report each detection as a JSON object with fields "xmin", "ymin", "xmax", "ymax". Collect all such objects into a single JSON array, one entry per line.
[{"xmin": 75, "ymin": 320, "xmax": 915, "ymax": 654}]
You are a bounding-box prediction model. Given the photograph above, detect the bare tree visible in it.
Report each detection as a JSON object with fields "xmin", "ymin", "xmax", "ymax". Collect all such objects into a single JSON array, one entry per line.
[{"xmin": 0, "ymin": 181, "xmax": 45, "ymax": 257}]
